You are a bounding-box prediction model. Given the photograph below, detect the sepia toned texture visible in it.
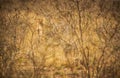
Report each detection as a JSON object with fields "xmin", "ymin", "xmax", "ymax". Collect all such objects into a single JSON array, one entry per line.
[{"xmin": 0, "ymin": 0, "xmax": 120, "ymax": 78}]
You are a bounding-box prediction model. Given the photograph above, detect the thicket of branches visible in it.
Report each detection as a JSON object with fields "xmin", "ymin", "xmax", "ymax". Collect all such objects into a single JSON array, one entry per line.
[{"xmin": 0, "ymin": 0, "xmax": 120, "ymax": 78}]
